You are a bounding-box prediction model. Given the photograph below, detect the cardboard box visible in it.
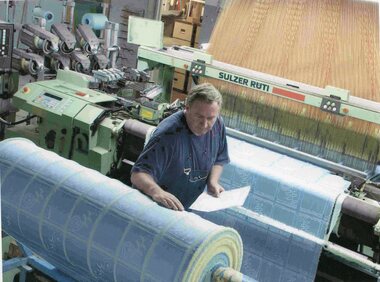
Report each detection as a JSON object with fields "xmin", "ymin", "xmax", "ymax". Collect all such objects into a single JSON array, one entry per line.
[
  {"xmin": 173, "ymin": 21, "xmax": 194, "ymax": 41},
  {"xmin": 162, "ymin": 15, "xmax": 176, "ymax": 37},
  {"xmin": 175, "ymin": 67, "xmax": 186, "ymax": 74},
  {"xmin": 163, "ymin": 36, "xmax": 191, "ymax": 47},
  {"xmin": 173, "ymin": 72, "xmax": 186, "ymax": 90},
  {"xmin": 171, "ymin": 90, "xmax": 187, "ymax": 102},
  {"xmin": 187, "ymin": 2, "xmax": 203, "ymax": 24}
]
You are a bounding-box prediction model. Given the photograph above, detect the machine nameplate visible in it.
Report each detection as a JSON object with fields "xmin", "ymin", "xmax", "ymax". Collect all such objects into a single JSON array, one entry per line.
[{"xmin": 218, "ymin": 71, "xmax": 270, "ymax": 92}]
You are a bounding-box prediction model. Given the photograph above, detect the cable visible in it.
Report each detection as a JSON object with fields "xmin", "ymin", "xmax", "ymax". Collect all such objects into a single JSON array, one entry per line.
[{"xmin": 0, "ymin": 115, "xmax": 37, "ymax": 125}]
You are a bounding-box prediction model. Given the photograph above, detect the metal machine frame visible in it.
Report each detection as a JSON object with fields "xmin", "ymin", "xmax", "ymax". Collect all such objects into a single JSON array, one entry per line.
[{"xmin": 137, "ymin": 45, "xmax": 380, "ymax": 125}]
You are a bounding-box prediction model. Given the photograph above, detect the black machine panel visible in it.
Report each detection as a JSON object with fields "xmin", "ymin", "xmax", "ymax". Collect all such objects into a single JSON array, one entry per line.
[{"xmin": 0, "ymin": 23, "xmax": 14, "ymax": 72}]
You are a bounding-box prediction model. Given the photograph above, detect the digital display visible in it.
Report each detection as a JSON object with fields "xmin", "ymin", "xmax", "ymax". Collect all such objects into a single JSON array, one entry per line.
[{"xmin": 44, "ymin": 93, "xmax": 63, "ymax": 101}]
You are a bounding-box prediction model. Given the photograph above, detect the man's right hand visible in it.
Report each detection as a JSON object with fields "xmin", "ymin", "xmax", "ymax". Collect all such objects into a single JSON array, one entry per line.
[
  {"xmin": 131, "ymin": 172, "xmax": 184, "ymax": 211},
  {"xmin": 152, "ymin": 190, "xmax": 184, "ymax": 211}
]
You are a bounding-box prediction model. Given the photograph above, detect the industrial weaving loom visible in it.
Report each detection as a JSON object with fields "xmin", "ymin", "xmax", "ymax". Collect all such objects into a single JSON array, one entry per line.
[
  {"xmin": 197, "ymin": 1, "xmax": 380, "ymax": 280},
  {"xmin": 205, "ymin": 0, "xmax": 380, "ymax": 174},
  {"xmin": 135, "ymin": 1, "xmax": 380, "ymax": 281},
  {"xmin": 2, "ymin": 1, "xmax": 380, "ymax": 281}
]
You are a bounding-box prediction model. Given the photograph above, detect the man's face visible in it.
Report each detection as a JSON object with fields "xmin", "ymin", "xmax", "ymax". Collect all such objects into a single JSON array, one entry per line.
[{"xmin": 185, "ymin": 100, "xmax": 220, "ymax": 136}]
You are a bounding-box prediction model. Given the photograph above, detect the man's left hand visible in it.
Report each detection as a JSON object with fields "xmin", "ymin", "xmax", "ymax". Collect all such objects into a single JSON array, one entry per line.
[{"xmin": 207, "ymin": 182, "xmax": 225, "ymax": 197}]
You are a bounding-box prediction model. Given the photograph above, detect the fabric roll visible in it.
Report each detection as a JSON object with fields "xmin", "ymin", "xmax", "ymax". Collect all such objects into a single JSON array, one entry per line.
[{"xmin": 0, "ymin": 138, "xmax": 243, "ymax": 282}]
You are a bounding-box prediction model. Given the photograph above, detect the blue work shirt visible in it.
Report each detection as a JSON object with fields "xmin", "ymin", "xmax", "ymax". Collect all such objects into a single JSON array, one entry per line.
[{"xmin": 131, "ymin": 110, "xmax": 230, "ymax": 209}]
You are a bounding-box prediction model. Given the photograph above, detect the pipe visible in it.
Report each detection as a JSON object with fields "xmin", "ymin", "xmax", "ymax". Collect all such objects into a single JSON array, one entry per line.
[
  {"xmin": 324, "ymin": 241, "xmax": 380, "ymax": 277},
  {"xmin": 5, "ymin": 0, "xmax": 9, "ymax": 22},
  {"xmin": 100, "ymin": 2, "xmax": 109, "ymax": 39},
  {"xmin": 341, "ymin": 196, "xmax": 380, "ymax": 225},
  {"xmin": 110, "ymin": 22, "xmax": 119, "ymax": 68},
  {"xmin": 212, "ymin": 267, "xmax": 256, "ymax": 282},
  {"xmin": 123, "ymin": 118, "xmax": 155, "ymax": 139},
  {"xmin": 104, "ymin": 21, "xmax": 112, "ymax": 57},
  {"xmin": 68, "ymin": 1, "xmax": 75, "ymax": 31},
  {"xmin": 155, "ymin": 0, "xmax": 163, "ymax": 20},
  {"xmin": 62, "ymin": 0, "xmax": 67, "ymax": 24},
  {"xmin": 363, "ymin": 183, "xmax": 380, "ymax": 202}
]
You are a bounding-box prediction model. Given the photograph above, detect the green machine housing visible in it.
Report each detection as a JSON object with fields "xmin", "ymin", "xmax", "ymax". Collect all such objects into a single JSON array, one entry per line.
[{"xmin": 5, "ymin": 70, "xmax": 126, "ymax": 175}]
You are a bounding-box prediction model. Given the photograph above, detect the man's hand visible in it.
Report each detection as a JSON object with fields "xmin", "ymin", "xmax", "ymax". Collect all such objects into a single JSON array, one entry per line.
[
  {"xmin": 207, "ymin": 165, "xmax": 225, "ymax": 197},
  {"xmin": 152, "ymin": 190, "xmax": 184, "ymax": 211},
  {"xmin": 207, "ymin": 182, "xmax": 225, "ymax": 198},
  {"xmin": 131, "ymin": 172, "xmax": 184, "ymax": 211}
]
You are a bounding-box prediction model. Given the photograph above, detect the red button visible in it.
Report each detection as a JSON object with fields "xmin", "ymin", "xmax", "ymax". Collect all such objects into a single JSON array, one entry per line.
[{"xmin": 76, "ymin": 91, "xmax": 86, "ymax": 97}]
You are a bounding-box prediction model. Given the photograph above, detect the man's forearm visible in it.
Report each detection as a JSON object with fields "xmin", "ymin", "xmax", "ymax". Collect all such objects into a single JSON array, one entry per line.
[
  {"xmin": 131, "ymin": 171, "xmax": 163, "ymax": 197},
  {"xmin": 208, "ymin": 164, "xmax": 224, "ymax": 185}
]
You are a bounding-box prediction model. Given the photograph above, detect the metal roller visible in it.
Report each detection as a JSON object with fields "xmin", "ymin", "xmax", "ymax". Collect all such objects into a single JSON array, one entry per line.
[
  {"xmin": 123, "ymin": 118, "xmax": 155, "ymax": 139},
  {"xmin": 341, "ymin": 196, "xmax": 380, "ymax": 225}
]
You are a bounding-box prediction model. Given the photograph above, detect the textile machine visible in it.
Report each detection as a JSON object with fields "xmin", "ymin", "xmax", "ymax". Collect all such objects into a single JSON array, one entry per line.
[
  {"xmin": 1, "ymin": 68, "xmax": 253, "ymax": 281},
  {"xmin": 135, "ymin": 44, "xmax": 380, "ymax": 281},
  {"xmin": 3, "ymin": 16, "xmax": 380, "ymax": 282},
  {"xmin": 3, "ymin": 68, "xmax": 180, "ymax": 176},
  {"xmin": 3, "ymin": 43, "xmax": 380, "ymax": 282}
]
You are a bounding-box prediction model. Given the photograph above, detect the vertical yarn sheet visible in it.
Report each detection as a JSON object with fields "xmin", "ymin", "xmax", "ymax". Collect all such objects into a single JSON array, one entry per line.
[{"xmin": 204, "ymin": 0, "xmax": 380, "ymax": 171}]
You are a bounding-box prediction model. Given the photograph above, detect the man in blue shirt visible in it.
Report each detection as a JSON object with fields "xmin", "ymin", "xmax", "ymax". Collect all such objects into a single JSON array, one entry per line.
[{"xmin": 131, "ymin": 83, "xmax": 230, "ymax": 211}]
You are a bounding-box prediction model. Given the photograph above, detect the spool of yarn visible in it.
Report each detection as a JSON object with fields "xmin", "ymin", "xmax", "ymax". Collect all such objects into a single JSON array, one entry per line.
[
  {"xmin": 33, "ymin": 7, "xmax": 54, "ymax": 23},
  {"xmin": 0, "ymin": 138, "xmax": 243, "ymax": 282},
  {"xmin": 81, "ymin": 13, "xmax": 108, "ymax": 30}
]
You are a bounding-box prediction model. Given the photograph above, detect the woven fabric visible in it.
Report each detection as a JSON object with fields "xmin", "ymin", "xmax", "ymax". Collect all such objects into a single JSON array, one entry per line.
[
  {"xmin": 0, "ymin": 138, "xmax": 243, "ymax": 282},
  {"xmin": 197, "ymin": 135, "xmax": 349, "ymax": 281},
  {"xmin": 223, "ymin": 136, "xmax": 349, "ymax": 238}
]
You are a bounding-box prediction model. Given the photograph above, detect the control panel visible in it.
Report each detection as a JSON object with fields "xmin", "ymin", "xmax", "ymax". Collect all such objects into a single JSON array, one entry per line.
[
  {"xmin": 190, "ymin": 61, "xmax": 206, "ymax": 76},
  {"xmin": 0, "ymin": 23, "xmax": 14, "ymax": 71},
  {"xmin": 320, "ymin": 97, "xmax": 342, "ymax": 114},
  {"xmin": 33, "ymin": 92, "xmax": 72, "ymax": 113}
]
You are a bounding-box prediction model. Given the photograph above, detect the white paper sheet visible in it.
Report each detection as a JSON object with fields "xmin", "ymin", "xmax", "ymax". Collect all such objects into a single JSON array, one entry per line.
[{"xmin": 189, "ymin": 186, "xmax": 251, "ymax": 212}]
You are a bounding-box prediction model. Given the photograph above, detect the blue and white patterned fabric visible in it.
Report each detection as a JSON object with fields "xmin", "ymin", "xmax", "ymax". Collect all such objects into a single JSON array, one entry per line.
[
  {"xmin": 0, "ymin": 138, "xmax": 243, "ymax": 282},
  {"xmin": 197, "ymin": 136, "xmax": 350, "ymax": 281},
  {"xmin": 223, "ymin": 137, "xmax": 349, "ymax": 239}
]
